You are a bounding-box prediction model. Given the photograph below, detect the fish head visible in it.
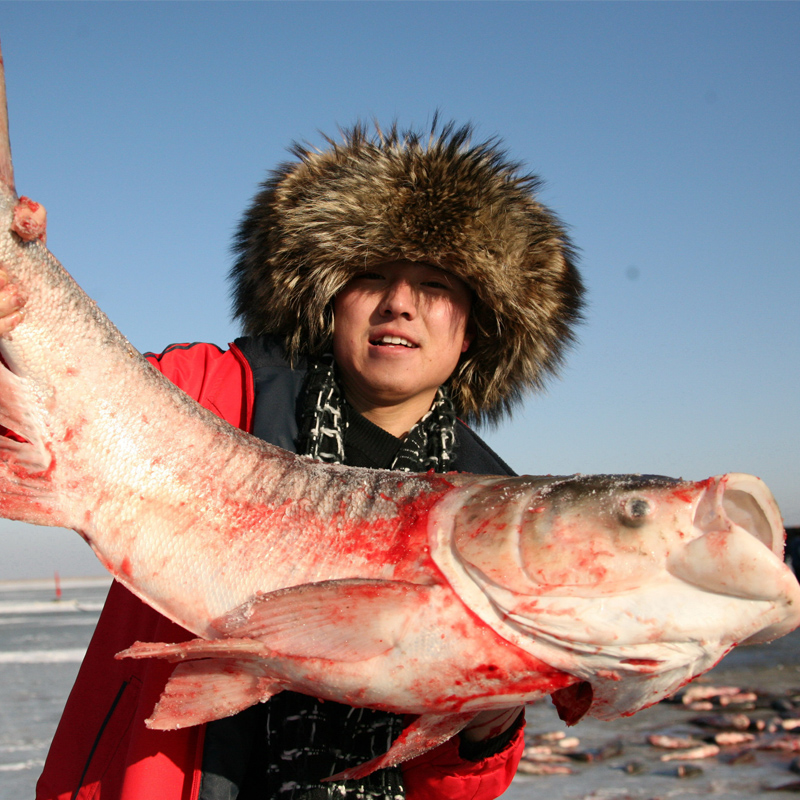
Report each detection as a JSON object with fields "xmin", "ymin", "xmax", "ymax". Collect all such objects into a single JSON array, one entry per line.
[
  {"xmin": 429, "ymin": 472, "xmax": 800, "ymax": 722},
  {"xmin": 445, "ymin": 473, "xmax": 702, "ymax": 596}
]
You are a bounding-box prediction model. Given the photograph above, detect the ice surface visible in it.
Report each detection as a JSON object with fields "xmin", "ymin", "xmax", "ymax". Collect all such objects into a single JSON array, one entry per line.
[
  {"xmin": 2, "ymin": 576, "xmax": 800, "ymax": 799},
  {"xmin": 0, "ymin": 578, "xmax": 108, "ymax": 797}
]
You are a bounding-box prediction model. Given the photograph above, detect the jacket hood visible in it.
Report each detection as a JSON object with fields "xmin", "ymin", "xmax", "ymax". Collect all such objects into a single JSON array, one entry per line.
[{"xmin": 230, "ymin": 119, "xmax": 585, "ymax": 425}]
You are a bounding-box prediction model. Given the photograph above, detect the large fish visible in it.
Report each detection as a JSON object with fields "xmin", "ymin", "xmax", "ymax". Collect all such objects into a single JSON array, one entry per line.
[{"xmin": 0, "ymin": 43, "xmax": 798, "ymax": 779}]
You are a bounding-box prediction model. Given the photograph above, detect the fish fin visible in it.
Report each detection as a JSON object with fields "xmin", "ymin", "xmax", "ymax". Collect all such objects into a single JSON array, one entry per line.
[
  {"xmin": 118, "ymin": 637, "xmax": 269, "ymax": 662},
  {"xmin": 0, "ymin": 364, "xmax": 51, "ymax": 473},
  {"xmin": 326, "ymin": 712, "xmax": 476, "ymax": 781},
  {"xmin": 215, "ymin": 578, "xmax": 438, "ymax": 663},
  {"xmin": 551, "ymin": 680, "xmax": 593, "ymax": 726},
  {"xmin": 146, "ymin": 658, "xmax": 284, "ymax": 730},
  {"xmin": 0, "ymin": 366, "xmax": 60, "ymax": 525},
  {"xmin": 119, "ymin": 639, "xmax": 285, "ymax": 730}
]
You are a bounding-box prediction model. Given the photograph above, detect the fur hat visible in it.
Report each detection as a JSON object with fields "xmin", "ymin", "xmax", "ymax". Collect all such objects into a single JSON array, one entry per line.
[{"xmin": 230, "ymin": 119, "xmax": 584, "ymax": 425}]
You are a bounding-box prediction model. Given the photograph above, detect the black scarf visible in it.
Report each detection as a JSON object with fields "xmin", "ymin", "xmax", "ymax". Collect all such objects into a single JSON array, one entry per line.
[{"xmin": 297, "ymin": 355, "xmax": 458, "ymax": 473}]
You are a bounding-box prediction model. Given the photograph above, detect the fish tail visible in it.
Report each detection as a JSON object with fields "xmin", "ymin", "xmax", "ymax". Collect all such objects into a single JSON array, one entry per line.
[
  {"xmin": 0, "ymin": 42, "xmax": 53, "ymax": 525},
  {"xmin": 0, "ymin": 39, "xmax": 17, "ymax": 195}
]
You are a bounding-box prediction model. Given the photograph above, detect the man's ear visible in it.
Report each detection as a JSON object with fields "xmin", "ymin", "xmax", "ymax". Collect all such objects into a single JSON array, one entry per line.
[{"xmin": 461, "ymin": 318, "xmax": 476, "ymax": 353}]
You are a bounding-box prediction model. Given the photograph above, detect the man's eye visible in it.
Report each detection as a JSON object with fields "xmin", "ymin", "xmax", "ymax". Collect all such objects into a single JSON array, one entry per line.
[{"xmin": 422, "ymin": 280, "xmax": 449, "ymax": 290}]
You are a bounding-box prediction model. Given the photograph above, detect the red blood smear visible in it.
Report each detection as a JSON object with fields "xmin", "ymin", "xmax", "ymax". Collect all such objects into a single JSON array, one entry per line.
[
  {"xmin": 18, "ymin": 196, "xmax": 40, "ymax": 212},
  {"xmin": 620, "ymin": 658, "xmax": 662, "ymax": 672},
  {"xmin": 672, "ymin": 478, "xmax": 712, "ymax": 504},
  {"xmin": 299, "ymin": 486, "xmax": 448, "ymax": 576}
]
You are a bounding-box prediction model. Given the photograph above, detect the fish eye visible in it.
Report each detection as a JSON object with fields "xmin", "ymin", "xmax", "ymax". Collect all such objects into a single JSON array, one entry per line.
[{"xmin": 620, "ymin": 497, "xmax": 653, "ymax": 527}]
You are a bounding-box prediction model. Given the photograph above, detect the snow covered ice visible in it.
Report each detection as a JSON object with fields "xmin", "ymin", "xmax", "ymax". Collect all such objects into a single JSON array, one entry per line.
[{"xmin": 0, "ymin": 577, "xmax": 108, "ymax": 797}]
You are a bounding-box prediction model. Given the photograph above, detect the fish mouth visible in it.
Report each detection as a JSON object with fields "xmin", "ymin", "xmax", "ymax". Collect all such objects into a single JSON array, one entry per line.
[
  {"xmin": 691, "ymin": 473, "xmax": 784, "ymax": 558},
  {"xmin": 707, "ymin": 473, "xmax": 782, "ymax": 555},
  {"xmin": 667, "ymin": 473, "xmax": 800, "ymax": 643}
]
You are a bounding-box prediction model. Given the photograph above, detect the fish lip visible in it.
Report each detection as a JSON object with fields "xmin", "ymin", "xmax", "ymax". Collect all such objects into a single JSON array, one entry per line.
[{"xmin": 694, "ymin": 473, "xmax": 783, "ymax": 556}]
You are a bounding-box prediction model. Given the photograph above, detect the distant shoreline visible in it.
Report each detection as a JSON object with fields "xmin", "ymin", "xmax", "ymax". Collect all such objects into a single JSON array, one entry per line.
[{"xmin": 0, "ymin": 575, "xmax": 112, "ymax": 591}]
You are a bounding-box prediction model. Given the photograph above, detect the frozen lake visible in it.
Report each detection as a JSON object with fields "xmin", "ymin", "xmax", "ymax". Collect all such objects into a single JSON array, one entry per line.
[
  {"xmin": 3, "ymin": 577, "xmax": 800, "ymax": 799},
  {"xmin": 0, "ymin": 577, "xmax": 108, "ymax": 797}
]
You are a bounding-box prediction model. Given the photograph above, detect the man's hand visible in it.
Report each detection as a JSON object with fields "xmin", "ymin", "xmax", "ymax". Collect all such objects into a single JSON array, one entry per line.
[
  {"xmin": 12, "ymin": 196, "xmax": 47, "ymax": 243},
  {"xmin": 0, "ymin": 196, "xmax": 46, "ymax": 336}
]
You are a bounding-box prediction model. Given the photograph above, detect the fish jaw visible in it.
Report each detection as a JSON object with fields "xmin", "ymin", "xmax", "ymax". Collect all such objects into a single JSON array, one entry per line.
[{"xmin": 429, "ymin": 473, "xmax": 800, "ymax": 723}]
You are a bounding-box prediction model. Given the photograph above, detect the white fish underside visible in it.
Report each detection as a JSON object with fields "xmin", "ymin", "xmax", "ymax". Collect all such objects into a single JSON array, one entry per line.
[{"xmin": 0, "ymin": 41, "xmax": 799, "ymax": 778}]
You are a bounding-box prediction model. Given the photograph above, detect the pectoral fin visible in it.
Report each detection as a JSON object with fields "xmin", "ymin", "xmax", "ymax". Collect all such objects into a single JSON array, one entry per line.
[
  {"xmin": 0, "ymin": 363, "xmax": 58, "ymax": 520},
  {"xmin": 119, "ymin": 579, "xmax": 442, "ymax": 731},
  {"xmin": 214, "ymin": 578, "xmax": 439, "ymax": 662},
  {"xmin": 0, "ymin": 314, "xmax": 60, "ymax": 524},
  {"xmin": 326, "ymin": 712, "xmax": 477, "ymax": 781}
]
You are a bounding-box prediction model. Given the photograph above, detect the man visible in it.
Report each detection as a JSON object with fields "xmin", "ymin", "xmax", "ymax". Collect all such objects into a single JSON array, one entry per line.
[{"xmin": 5, "ymin": 119, "xmax": 584, "ymax": 799}]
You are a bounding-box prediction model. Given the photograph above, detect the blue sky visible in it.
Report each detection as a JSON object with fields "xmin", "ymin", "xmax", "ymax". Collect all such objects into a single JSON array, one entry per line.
[{"xmin": 0, "ymin": 2, "xmax": 797, "ymax": 580}]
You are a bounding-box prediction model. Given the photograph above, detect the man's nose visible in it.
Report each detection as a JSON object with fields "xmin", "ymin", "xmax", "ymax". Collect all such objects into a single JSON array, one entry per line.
[{"xmin": 380, "ymin": 279, "xmax": 417, "ymax": 317}]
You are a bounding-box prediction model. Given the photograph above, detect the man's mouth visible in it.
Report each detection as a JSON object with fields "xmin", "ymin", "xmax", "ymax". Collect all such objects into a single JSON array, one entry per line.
[{"xmin": 370, "ymin": 335, "xmax": 417, "ymax": 348}]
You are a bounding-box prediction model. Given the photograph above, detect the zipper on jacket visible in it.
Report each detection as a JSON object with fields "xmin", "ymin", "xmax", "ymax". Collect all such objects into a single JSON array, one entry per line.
[{"xmin": 70, "ymin": 679, "xmax": 130, "ymax": 800}]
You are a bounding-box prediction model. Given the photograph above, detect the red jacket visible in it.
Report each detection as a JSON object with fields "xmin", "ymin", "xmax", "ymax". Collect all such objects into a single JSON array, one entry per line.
[{"xmin": 36, "ymin": 341, "xmax": 524, "ymax": 800}]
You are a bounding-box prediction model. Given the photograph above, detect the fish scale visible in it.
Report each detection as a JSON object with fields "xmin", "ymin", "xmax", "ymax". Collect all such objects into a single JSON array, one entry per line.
[{"xmin": 1, "ymin": 39, "xmax": 799, "ymax": 779}]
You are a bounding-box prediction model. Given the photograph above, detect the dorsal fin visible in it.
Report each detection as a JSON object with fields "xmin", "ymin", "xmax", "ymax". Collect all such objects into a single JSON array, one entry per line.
[{"xmin": 0, "ymin": 39, "xmax": 17, "ymax": 194}]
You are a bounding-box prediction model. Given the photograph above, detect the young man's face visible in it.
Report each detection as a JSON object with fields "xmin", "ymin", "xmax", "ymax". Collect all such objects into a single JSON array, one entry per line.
[{"xmin": 332, "ymin": 260, "xmax": 473, "ymax": 421}]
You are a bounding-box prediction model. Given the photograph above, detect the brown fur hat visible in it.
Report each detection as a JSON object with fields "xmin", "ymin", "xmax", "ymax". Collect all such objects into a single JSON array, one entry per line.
[{"xmin": 230, "ymin": 119, "xmax": 584, "ymax": 425}]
